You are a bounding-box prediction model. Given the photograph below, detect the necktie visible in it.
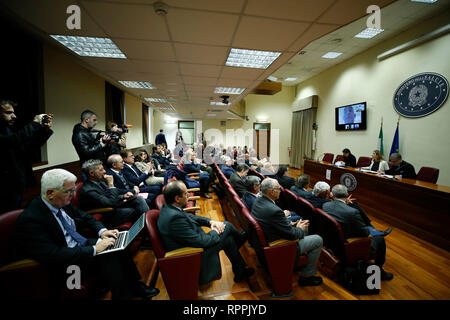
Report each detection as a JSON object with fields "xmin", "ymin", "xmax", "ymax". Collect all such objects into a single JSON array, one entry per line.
[
  {"xmin": 118, "ymin": 172, "xmax": 130, "ymax": 189},
  {"xmin": 56, "ymin": 210, "xmax": 88, "ymax": 246}
]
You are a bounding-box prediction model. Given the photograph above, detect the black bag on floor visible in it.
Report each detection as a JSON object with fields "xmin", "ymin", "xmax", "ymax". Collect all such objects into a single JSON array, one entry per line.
[{"xmin": 342, "ymin": 260, "xmax": 380, "ymax": 295}]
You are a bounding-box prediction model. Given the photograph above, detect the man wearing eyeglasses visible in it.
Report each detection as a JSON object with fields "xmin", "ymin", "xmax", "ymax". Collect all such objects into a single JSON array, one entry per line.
[
  {"xmin": 251, "ymin": 178, "xmax": 324, "ymax": 287},
  {"xmin": 13, "ymin": 168, "xmax": 159, "ymax": 299}
]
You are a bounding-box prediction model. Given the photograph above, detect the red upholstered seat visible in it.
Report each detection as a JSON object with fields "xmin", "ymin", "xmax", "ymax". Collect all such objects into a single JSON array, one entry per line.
[
  {"xmin": 356, "ymin": 156, "xmax": 372, "ymax": 167},
  {"xmin": 239, "ymin": 201, "xmax": 308, "ymax": 298},
  {"xmin": 334, "ymin": 155, "xmax": 344, "ymax": 163},
  {"xmin": 0, "ymin": 210, "xmax": 88, "ymax": 299},
  {"xmin": 314, "ymin": 208, "xmax": 372, "ymax": 266},
  {"xmin": 145, "ymin": 209, "xmax": 204, "ymax": 300},
  {"xmin": 323, "ymin": 153, "xmax": 334, "ymax": 163},
  {"xmin": 417, "ymin": 166, "xmax": 439, "ymax": 184}
]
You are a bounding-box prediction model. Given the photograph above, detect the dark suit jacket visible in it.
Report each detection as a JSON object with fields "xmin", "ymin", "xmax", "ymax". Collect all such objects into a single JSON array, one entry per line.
[
  {"xmin": 241, "ymin": 192, "xmax": 257, "ymax": 211},
  {"xmin": 343, "ymin": 154, "xmax": 357, "ymax": 167},
  {"xmin": 277, "ymin": 175, "xmax": 295, "ymax": 190},
  {"xmin": 13, "ymin": 197, "xmax": 104, "ymax": 267},
  {"xmin": 251, "ymin": 195, "xmax": 305, "ymax": 243},
  {"xmin": 79, "ymin": 180, "xmax": 126, "ymax": 211},
  {"xmin": 157, "ymin": 204, "xmax": 221, "ymax": 284},
  {"xmin": 230, "ymin": 173, "xmax": 247, "ymax": 197},
  {"xmin": 105, "ymin": 168, "xmax": 135, "ymax": 195},
  {"xmin": 183, "ymin": 162, "xmax": 201, "ymax": 174},
  {"xmin": 322, "ymin": 200, "xmax": 369, "ymax": 238},
  {"xmin": 385, "ymin": 160, "xmax": 416, "ymax": 179},
  {"xmin": 155, "ymin": 132, "xmax": 167, "ymax": 146},
  {"xmin": 290, "ymin": 186, "xmax": 313, "ymax": 199},
  {"xmin": 220, "ymin": 165, "xmax": 235, "ymax": 179},
  {"xmin": 122, "ymin": 164, "xmax": 149, "ymax": 187},
  {"xmin": 308, "ymin": 194, "xmax": 331, "ymax": 209}
]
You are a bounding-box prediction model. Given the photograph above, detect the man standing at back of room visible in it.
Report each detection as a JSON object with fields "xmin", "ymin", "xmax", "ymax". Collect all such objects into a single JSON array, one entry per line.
[{"xmin": 155, "ymin": 129, "xmax": 167, "ymax": 146}]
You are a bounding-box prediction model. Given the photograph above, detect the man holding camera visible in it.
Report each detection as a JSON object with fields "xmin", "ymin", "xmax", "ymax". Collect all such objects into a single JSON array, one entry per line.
[
  {"xmin": 72, "ymin": 110, "xmax": 111, "ymax": 165},
  {"xmin": 0, "ymin": 99, "xmax": 53, "ymax": 212}
]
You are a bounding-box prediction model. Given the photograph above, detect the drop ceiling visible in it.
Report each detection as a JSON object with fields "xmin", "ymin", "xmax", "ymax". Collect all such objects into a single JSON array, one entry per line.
[{"xmin": 1, "ymin": 0, "xmax": 446, "ymax": 119}]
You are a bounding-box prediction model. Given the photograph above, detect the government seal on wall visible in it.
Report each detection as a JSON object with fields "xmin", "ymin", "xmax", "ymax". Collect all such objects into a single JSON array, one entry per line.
[
  {"xmin": 340, "ymin": 173, "xmax": 357, "ymax": 192},
  {"xmin": 393, "ymin": 72, "xmax": 448, "ymax": 118}
]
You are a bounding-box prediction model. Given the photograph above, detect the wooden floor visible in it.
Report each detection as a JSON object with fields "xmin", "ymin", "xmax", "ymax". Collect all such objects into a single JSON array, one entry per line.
[{"xmin": 133, "ymin": 167, "xmax": 450, "ymax": 300}]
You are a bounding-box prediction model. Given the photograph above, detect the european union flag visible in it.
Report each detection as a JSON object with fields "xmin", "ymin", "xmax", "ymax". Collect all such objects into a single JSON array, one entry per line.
[{"xmin": 389, "ymin": 123, "xmax": 399, "ymax": 157}]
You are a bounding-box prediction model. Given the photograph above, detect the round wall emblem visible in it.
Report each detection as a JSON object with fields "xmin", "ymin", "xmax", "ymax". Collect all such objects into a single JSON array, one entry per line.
[
  {"xmin": 393, "ymin": 72, "xmax": 448, "ymax": 118},
  {"xmin": 340, "ymin": 173, "xmax": 357, "ymax": 192}
]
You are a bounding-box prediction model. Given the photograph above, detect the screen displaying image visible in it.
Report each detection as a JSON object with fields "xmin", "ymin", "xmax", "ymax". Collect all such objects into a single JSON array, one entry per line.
[{"xmin": 338, "ymin": 103, "xmax": 364, "ymax": 125}]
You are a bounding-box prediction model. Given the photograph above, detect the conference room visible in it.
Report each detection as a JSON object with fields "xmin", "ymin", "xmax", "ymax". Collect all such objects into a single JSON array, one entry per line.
[{"xmin": 0, "ymin": 0, "xmax": 449, "ymax": 306}]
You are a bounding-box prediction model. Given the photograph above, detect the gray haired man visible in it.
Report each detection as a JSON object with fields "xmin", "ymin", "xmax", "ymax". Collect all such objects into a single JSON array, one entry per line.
[{"xmin": 251, "ymin": 178, "xmax": 324, "ymax": 286}]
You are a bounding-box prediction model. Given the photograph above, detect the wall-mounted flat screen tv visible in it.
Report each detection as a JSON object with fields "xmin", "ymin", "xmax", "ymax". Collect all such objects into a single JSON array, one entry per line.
[{"xmin": 335, "ymin": 102, "xmax": 367, "ymax": 131}]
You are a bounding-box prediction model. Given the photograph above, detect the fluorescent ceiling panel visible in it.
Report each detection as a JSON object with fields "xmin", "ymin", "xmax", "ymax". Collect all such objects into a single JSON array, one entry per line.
[
  {"xmin": 225, "ymin": 48, "xmax": 281, "ymax": 69},
  {"xmin": 214, "ymin": 87, "xmax": 245, "ymax": 94},
  {"xmin": 119, "ymin": 81, "xmax": 154, "ymax": 89},
  {"xmin": 354, "ymin": 28, "xmax": 385, "ymax": 39},
  {"xmin": 321, "ymin": 52, "xmax": 343, "ymax": 59},
  {"xmin": 145, "ymin": 98, "xmax": 168, "ymax": 102},
  {"xmin": 50, "ymin": 35, "xmax": 126, "ymax": 58}
]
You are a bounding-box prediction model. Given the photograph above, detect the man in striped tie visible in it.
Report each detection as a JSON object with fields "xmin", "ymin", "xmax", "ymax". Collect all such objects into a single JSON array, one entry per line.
[{"xmin": 13, "ymin": 168, "xmax": 159, "ymax": 299}]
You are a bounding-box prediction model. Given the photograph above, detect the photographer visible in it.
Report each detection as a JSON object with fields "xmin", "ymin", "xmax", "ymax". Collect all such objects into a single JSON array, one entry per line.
[
  {"xmin": 105, "ymin": 121, "xmax": 127, "ymax": 157},
  {"xmin": 72, "ymin": 110, "xmax": 111, "ymax": 165},
  {"xmin": 0, "ymin": 99, "xmax": 53, "ymax": 212}
]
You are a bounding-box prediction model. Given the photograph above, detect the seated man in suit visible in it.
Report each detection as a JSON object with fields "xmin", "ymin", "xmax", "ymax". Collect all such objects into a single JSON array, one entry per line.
[
  {"xmin": 230, "ymin": 164, "xmax": 249, "ymax": 197},
  {"xmin": 158, "ymin": 181, "xmax": 254, "ymax": 285},
  {"xmin": 13, "ymin": 168, "xmax": 159, "ymax": 299},
  {"xmin": 251, "ymin": 178, "xmax": 323, "ymax": 286},
  {"xmin": 323, "ymin": 185, "xmax": 393, "ymax": 281},
  {"xmin": 220, "ymin": 158, "xmax": 236, "ymax": 179},
  {"xmin": 308, "ymin": 181, "xmax": 332, "ymax": 209},
  {"xmin": 151, "ymin": 144, "xmax": 175, "ymax": 169},
  {"xmin": 79, "ymin": 159, "xmax": 149, "ymax": 228},
  {"xmin": 121, "ymin": 150, "xmax": 163, "ymax": 198},
  {"xmin": 183, "ymin": 150, "xmax": 212, "ymax": 199},
  {"xmin": 383, "ymin": 153, "xmax": 416, "ymax": 179},
  {"xmin": 275, "ymin": 165, "xmax": 296, "ymax": 190},
  {"xmin": 106, "ymin": 154, "xmax": 159, "ymax": 206},
  {"xmin": 290, "ymin": 174, "xmax": 313, "ymax": 199},
  {"xmin": 241, "ymin": 175, "xmax": 261, "ymax": 211}
]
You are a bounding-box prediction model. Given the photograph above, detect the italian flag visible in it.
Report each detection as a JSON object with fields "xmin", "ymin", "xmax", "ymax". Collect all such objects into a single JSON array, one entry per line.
[{"xmin": 377, "ymin": 123, "xmax": 384, "ymax": 156}]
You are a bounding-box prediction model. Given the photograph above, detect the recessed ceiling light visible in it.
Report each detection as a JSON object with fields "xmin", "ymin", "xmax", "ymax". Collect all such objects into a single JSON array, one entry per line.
[
  {"xmin": 119, "ymin": 81, "xmax": 154, "ymax": 89},
  {"xmin": 145, "ymin": 98, "xmax": 168, "ymax": 102},
  {"xmin": 285, "ymin": 77, "xmax": 298, "ymax": 81},
  {"xmin": 50, "ymin": 35, "xmax": 126, "ymax": 58},
  {"xmin": 322, "ymin": 52, "xmax": 343, "ymax": 59},
  {"xmin": 267, "ymin": 76, "xmax": 278, "ymax": 81},
  {"xmin": 226, "ymin": 48, "xmax": 281, "ymax": 69},
  {"xmin": 354, "ymin": 28, "xmax": 384, "ymax": 39},
  {"xmin": 206, "ymin": 114, "xmax": 216, "ymax": 117},
  {"xmin": 411, "ymin": 0, "xmax": 437, "ymax": 3},
  {"xmin": 159, "ymin": 106, "xmax": 176, "ymax": 112},
  {"xmin": 210, "ymin": 101, "xmax": 229, "ymax": 106},
  {"xmin": 214, "ymin": 87, "xmax": 245, "ymax": 94}
]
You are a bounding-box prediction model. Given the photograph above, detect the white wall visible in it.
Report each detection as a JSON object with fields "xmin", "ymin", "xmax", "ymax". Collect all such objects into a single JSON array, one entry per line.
[
  {"xmin": 295, "ymin": 10, "xmax": 450, "ymax": 185},
  {"xmin": 124, "ymin": 92, "xmax": 143, "ymax": 149},
  {"xmin": 34, "ymin": 44, "xmax": 106, "ymax": 170}
]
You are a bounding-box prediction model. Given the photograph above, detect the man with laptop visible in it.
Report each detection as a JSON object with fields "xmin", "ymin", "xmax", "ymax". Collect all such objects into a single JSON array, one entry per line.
[{"xmin": 13, "ymin": 168, "xmax": 159, "ymax": 300}]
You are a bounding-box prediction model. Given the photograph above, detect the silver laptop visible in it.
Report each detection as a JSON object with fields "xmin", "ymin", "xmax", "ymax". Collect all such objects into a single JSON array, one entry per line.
[{"xmin": 97, "ymin": 213, "xmax": 146, "ymax": 255}]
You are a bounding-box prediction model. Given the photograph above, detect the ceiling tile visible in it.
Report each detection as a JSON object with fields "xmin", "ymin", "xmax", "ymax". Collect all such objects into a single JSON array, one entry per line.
[
  {"xmin": 113, "ymin": 39, "xmax": 175, "ymax": 61},
  {"xmin": 81, "ymin": 58, "xmax": 136, "ymax": 72},
  {"xmin": 131, "ymin": 60, "xmax": 180, "ymax": 74},
  {"xmin": 232, "ymin": 16, "xmax": 310, "ymax": 51},
  {"xmin": 287, "ymin": 23, "xmax": 340, "ymax": 52},
  {"xmin": 216, "ymin": 78, "xmax": 253, "ymax": 88},
  {"xmin": 174, "ymin": 43, "xmax": 229, "ymax": 65},
  {"xmin": 317, "ymin": 0, "xmax": 396, "ymax": 25},
  {"xmin": 220, "ymin": 67, "xmax": 265, "ymax": 80},
  {"xmin": 182, "ymin": 76, "xmax": 218, "ymax": 86},
  {"xmin": 82, "ymin": 1, "xmax": 170, "ymax": 40},
  {"xmin": 165, "ymin": 0, "xmax": 245, "ymax": 13},
  {"xmin": 245, "ymin": 0, "xmax": 335, "ymax": 22},
  {"xmin": 179, "ymin": 64, "xmax": 223, "ymax": 77},
  {"xmin": 167, "ymin": 8, "xmax": 239, "ymax": 46}
]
